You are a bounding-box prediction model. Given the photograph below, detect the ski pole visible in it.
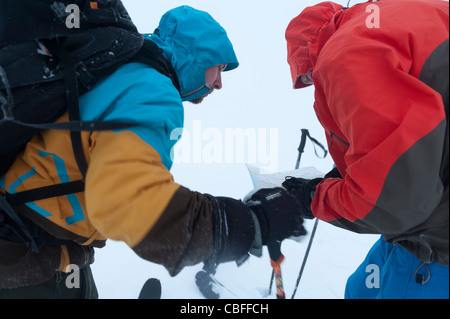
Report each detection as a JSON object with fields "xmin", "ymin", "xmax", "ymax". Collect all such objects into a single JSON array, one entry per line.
[
  {"xmin": 295, "ymin": 129, "xmax": 309, "ymax": 170},
  {"xmin": 273, "ymin": 129, "xmax": 309, "ymax": 299},
  {"xmin": 268, "ymin": 267, "xmax": 275, "ymax": 296},
  {"xmin": 290, "ymin": 217, "xmax": 319, "ymax": 299},
  {"xmin": 268, "ymin": 241, "xmax": 285, "ymax": 299},
  {"xmin": 267, "ymin": 129, "xmax": 308, "ymax": 298},
  {"xmin": 273, "ymin": 129, "xmax": 327, "ymax": 298},
  {"xmin": 290, "ymin": 129, "xmax": 327, "ymax": 299}
]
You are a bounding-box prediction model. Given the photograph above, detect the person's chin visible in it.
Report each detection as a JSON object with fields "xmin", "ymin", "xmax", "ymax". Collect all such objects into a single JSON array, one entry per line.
[
  {"xmin": 189, "ymin": 89, "xmax": 214, "ymax": 105},
  {"xmin": 189, "ymin": 95, "xmax": 206, "ymax": 105}
]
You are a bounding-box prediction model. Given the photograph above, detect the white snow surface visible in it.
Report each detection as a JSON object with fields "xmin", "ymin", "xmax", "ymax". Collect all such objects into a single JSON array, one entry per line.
[
  {"xmin": 90, "ymin": 0, "xmax": 380, "ymax": 299},
  {"xmin": 92, "ymin": 165, "xmax": 379, "ymax": 299}
]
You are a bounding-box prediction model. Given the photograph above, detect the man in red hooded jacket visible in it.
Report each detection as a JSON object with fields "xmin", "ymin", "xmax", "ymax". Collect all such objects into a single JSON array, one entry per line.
[{"xmin": 282, "ymin": 0, "xmax": 449, "ymax": 298}]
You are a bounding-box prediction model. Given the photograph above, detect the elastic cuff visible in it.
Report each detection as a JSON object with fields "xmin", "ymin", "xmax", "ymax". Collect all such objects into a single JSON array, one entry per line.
[{"xmin": 208, "ymin": 196, "xmax": 256, "ymax": 264}]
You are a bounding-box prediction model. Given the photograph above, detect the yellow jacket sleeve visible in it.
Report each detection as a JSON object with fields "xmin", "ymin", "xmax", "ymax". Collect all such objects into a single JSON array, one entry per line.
[{"xmin": 85, "ymin": 130, "xmax": 181, "ymax": 247}]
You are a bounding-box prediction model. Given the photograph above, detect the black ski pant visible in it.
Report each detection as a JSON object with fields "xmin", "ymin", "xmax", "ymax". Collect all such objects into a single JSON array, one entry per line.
[{"xmin": 0, "ymin": 265, "xmax": 98, "ymax": 299}]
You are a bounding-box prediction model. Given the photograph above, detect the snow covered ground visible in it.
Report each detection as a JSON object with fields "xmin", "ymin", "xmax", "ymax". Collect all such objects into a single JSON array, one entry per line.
[
  {"xmin": 90, "ymin": 0, "xmax": 380, "ymax": 299},
  {"xmin": 92, "ymin": 165, "xmax": 380, "ymax": 299},
  {"xmin": 92, "ymin": 217, "xmax": 379, "ymax": 299}
]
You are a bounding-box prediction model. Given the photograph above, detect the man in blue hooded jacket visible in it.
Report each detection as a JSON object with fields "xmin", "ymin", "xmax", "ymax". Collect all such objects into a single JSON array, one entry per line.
[{"xmin": 0, "ymin": 5, "xmax": 306, "ymax": 298}]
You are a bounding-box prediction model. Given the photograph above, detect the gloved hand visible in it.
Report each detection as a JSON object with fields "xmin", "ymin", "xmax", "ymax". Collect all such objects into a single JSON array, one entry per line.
[
  {"xmin": 204, "ymin": 188, "xmax": 307, "ymax": 269},
  {"xmin": 244, "ymin": 187, "xmax": 307, "ymax": 247},
  {"xmin": 282, "ymin": 166, "xmax": 342, "ymax": 219},
  {"xmin": 282, "ymin": 177, "xmax": 322, "ymax": 219}
]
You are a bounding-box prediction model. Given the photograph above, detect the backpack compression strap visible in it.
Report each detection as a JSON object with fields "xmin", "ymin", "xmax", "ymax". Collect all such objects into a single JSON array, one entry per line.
[
  {"xmin": 129, "ymin": 39, "xmax": 181, "ymax": 94},
  {"xmin": 4, "ymin": 181, "xmax": 85, "ymax": 207}
]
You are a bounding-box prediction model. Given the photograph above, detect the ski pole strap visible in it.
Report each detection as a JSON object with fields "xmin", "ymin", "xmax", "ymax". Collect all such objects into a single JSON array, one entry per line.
[
  {"xmin": 296, "ymin": 129, "xmax": 328, "ymax": 169},
  {"xmin": 268, "ymin": 241, "xmax": 285, "ymax": 299}
]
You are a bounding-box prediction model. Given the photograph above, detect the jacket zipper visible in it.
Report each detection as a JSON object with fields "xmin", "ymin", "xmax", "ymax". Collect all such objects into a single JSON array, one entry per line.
[{"xmin": 181, "ymin": 84, "xmax": 208, "ymax": 99}]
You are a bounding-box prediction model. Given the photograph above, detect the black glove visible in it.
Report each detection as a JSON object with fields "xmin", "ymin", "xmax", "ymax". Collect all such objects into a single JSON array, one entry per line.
[
  {"xmin": 282, "ymin": 177, "xmax": 323, "ymax": 219},
  {"xmin": 206, "ymin": 195, "xmax": 256, "ymax": 266},
  {"xmin": 282, "ymin": 166, "xmax": 342, "ymax": 219},
  {"xmin": 324, "ymin": 166, "xmax": 342, "ymax": 179},
  {"xmin": 204, "ymin": 188, "xmax": 307, "ymax": 270},
  {"xmin": 245, "ymin": 187, "xmax": 307, "ymax": 246}
]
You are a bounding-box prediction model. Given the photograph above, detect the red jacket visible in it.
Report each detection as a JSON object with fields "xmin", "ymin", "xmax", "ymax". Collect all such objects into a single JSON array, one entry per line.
[{"xmin": 286, "ymin": 0, "xmax": 449, "ymax": 266}]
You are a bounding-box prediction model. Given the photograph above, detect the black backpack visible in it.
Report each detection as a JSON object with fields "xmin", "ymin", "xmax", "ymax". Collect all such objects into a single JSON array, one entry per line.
[{"xmin": 0, "ymin": 0, "xmax": 180, "ymax": 252}]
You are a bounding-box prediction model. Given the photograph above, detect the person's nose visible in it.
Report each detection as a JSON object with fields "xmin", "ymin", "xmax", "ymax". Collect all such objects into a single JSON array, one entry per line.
[{"xmin": 213, "ymin": 73, "xmax": 223, "ymax": 90}]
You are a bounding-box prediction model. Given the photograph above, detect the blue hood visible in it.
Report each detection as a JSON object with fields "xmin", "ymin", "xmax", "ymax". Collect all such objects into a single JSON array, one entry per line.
[{"xmin": 146, "ymin": 6, "xmax": 239, "ymax": 101}]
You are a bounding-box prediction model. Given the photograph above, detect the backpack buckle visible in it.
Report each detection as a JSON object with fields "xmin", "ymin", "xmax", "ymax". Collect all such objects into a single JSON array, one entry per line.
[{"xmin": 77, "ymin": 63, "xmax": 96, "ymax": 90}]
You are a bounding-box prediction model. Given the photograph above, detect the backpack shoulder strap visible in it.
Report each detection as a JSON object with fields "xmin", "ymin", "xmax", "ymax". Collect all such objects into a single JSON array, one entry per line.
[{"xmin": 129, "ymin": 39, "xmax": 181, "ymax": 95}]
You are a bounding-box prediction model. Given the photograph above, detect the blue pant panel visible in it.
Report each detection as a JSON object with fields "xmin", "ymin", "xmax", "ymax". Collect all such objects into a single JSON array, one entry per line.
[{"xmin": 345, "ymin": 236, "xmax": 449, "ymax": 299}]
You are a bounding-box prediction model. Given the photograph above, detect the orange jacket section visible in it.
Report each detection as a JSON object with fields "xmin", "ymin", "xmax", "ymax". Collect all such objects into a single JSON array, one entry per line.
[
  {"xmin": 2, "ymin": 113, "xmax": 180, "ymax": 247},
  {"xmin": 86, "ymin": 130, "xmax": 180, "ymax": 247}
]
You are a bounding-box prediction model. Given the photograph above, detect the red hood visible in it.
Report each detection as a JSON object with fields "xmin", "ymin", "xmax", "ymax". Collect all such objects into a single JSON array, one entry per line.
[{"xmin": 286, "ymin": 1, "xmax": 344, "ymax": 89}]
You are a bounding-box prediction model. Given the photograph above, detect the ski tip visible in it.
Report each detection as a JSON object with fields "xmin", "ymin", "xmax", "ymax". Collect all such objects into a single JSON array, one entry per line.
[
  {"xmin": 195, "ymin": 270, "xmax": 220, "ymax": 299},
  {"xmin": 139, "ymin": 278, "xmax": 162, "ymax": 299}
]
